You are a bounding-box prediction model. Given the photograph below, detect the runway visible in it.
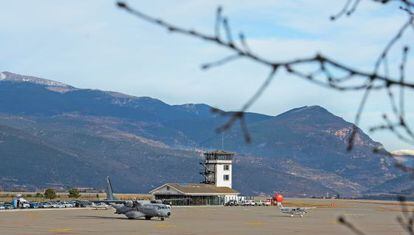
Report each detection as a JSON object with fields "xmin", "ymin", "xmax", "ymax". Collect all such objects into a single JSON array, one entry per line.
[{"xmin": 0, "ymin": 199, "xmax": 409, "ymax": 234}]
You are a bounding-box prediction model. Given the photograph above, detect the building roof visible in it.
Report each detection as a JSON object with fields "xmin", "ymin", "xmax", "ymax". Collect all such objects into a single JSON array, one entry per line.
[
  {"xmin": 150, "ymin": 183, "xmax": 239, "ymax": 196},
  {"xmin": 203, "ymin": 150, "xmax": 234, "ymax": 156},
  {"xmin": 204, "ymin": 150, "xmax": 234, "ymax": 161}
]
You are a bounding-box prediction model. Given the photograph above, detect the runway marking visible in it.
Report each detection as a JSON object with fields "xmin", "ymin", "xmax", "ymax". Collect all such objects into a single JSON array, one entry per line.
[
  {"xmin": 25, "ymin": 212, "xmax": 40, "ymax": 220},
  {"xmin": 0, "ymin": 208, "xmax": 90, "ymax": 213},
  {"xmin": 48, "ymin": 227, "xmax": 73, "ymax": 234},
  {"xmin": 342, "ymin": 213, "xmax": 365, "ymax": 217},
  {"xmin": 376, "ymin": 206, "xmax": 414, "ymax": 212},
  {"xmin": 245, "ymin": 220, "xmax": 265, "ymax": 227},
  {"xmin": 155, "ymin": 223, "xmax": 176, "ymax": 230}
]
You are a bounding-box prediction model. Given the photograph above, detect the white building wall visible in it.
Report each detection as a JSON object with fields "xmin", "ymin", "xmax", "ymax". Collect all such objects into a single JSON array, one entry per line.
[{"xmin": 214, "ymin": 162, "xmax": 232, "ymax": 188}]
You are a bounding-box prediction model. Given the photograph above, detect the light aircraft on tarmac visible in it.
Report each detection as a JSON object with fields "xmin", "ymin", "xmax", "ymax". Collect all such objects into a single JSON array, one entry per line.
[
  {"xmin": 91, "ymin": 202, "xmax": 109, "ymax": 210},
  {"xmin": 277, "ymin": 202, "xmax": 313, "ymax": 217},
  {"xmin": 273, "ymin": 193, "xmax": 314, "ymax": 217}
]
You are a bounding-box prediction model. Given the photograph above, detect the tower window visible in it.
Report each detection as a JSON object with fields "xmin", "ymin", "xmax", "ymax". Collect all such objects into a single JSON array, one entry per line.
[
  {"xmin": 224, "ymin": 165, "xmax": 230, "ymax": 171},
  {"xmin": 223, "ymin": 175, "xmax": 230, "ymax": 181}
]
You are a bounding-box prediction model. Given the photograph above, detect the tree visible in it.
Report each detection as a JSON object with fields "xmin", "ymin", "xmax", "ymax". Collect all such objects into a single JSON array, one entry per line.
[
  {"xmin": 44, "ymin": 188, "xmax": 57, "ymax": 200},
  {"xmin": 68, "ymin": 188, "xmax": 80, "ymax": 198}
]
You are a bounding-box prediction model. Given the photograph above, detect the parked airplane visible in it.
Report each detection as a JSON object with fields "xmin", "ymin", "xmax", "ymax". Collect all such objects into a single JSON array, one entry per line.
[
  {"xmin": 91, "ymin": 202, "xmax": 109, "ymax": 210},
  {"xmin": 104, "ymin": 176, "xmax": 171, "ymax": 220},
  {"xmin": 112, "ymin": 201, "xmax": 171, "ymax": 220},
  {"xmin": 272, "ymin": 193, "xmax": 313, "ymax": 217},
  {"xmin": 277, "ymin": 203, "xmax": 313, "ymax": 217},
  {"xmin": 106, "ymin": 176, "xmax": 116, "ymax": 201}
]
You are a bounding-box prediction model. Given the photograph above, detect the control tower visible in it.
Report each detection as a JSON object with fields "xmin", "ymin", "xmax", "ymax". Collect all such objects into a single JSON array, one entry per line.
[{"xmin": 200, "ymin": 150, "xmax": 234, "ymax": 188}]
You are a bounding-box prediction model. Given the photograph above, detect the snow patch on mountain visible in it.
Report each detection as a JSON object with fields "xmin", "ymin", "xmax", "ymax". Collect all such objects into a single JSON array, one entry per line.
[
  {"xmin": 392, "ymin": 149, "xmax": 414, "ymax": 156},
  {"xmin": 0, "ymin": 71, "xmax": 72, "ymax": 88},
  {"xmin": 391, "ymin": 149, "xmax": 414, "ymax": 166},
  {"xmin": 0, "ymin": 71, "xmax": 76, "ymax": 93},
  {"xmin": 0, "ymin": 72, "xmax": 6, "ymax": 80}
]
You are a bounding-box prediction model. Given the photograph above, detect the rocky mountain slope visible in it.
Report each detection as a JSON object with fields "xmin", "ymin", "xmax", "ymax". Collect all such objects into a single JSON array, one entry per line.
[{"xmin": 0, "ymin": 71, "xmax": 406, "ymax": 196}]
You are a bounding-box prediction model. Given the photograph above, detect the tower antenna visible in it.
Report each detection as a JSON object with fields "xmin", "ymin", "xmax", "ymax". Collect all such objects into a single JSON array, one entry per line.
[{"xmin": 221, "ymin": 133, "xmax": 224, "ymax": 149}]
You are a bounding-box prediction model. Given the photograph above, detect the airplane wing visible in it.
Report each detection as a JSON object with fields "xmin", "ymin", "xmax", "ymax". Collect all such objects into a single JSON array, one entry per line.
[
  {"xmin": 92, "ymin": 199, "xmax": 127, "ymax": 204},
  {"xmin": 301, "ymin": 207, "xmax": 316, "ymax": 211},
  {"xmin": 292, "ymin": 207, "xmax": 316, "ymax": 212}
]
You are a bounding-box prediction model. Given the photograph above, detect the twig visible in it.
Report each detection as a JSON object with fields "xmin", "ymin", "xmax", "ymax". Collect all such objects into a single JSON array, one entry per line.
[{"xmin": 116, "ymin": 1, "xmax": 414, "ymax": 148}]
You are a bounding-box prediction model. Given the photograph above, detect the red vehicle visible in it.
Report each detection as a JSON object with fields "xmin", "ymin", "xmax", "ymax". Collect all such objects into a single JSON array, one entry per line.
[{"xmin": 264, "ymin": 199, "xmax": 272, "ymax": 206}]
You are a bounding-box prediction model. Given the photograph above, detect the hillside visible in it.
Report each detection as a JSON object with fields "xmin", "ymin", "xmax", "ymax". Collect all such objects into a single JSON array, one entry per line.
[{"xmin": 0, "ymin": 71, "xmax": 407, "ymax": 196}]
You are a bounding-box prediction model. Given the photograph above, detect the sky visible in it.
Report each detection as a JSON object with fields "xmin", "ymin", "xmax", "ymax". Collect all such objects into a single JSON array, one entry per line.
[{"xmin": 0, "ymin": 0, "xmax": 413, "ymax": 151}]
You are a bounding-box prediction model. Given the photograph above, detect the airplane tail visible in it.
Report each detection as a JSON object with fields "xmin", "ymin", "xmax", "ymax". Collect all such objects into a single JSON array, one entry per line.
[{"xmin": 105, "ymin": 176, "xmax": 117, "ymax": 200}]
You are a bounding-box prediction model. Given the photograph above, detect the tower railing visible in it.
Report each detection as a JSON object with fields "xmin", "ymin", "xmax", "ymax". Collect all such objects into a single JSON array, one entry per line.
[
  {"xmin": 205, "ymin": 155, "xmax": 233, "ymax": 161},
  {"xmin": 199, "ymin": 162, "xmax": 215, "ymax": 184},
  {"xmin": 201, "ymin": 151, "xmax": 234, "ymax": 185}
]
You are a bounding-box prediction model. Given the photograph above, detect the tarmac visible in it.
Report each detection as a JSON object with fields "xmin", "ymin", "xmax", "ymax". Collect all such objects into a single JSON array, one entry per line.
[{"xmin": 0, "ymin": 199, "xmax": 411, "ymax": 235}]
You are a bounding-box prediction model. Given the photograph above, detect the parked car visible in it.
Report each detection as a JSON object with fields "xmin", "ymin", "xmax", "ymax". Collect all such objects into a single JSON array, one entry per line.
[
  {"xmin": 30, "ymin": 202, "xmax": 40, "ymax": 209},
  {"xmin": 21, "ymin": 202, "xmax": 30, "ymax": 209},
  {"xmin": 225, "ymin": 200, "xmax": 239, "ymax": 206},
  {"xmin": 255, "ymin": 200, "xmax": 271, "ymax": 206},
  {"xmin": 255, "ymin": 200, "xmax": 265, "ymax": 206},
  {"xmin": 39, "ymin": 202, "xmax": 52, "ymax": 208},
  {"xmin": 0, "ymin": 205, "xmax": 5, "ymax": 210},
  {"xmin": 3, "ymin": 203, "xmax": 14, "ymax": 210},
  {"xmin": 75, "ymin": 201, "xmax": 92, "ymax": 208},
  {"xmin": 65, "ymin": 202, "xmax": 75, "ymax": 208},
  {"xmin": 58, "ymin": 202, "xmax": 74, "ymax": 208},
  {"xmin": 263, "ymin": 199, "xmax": 272, "ymax": 206},
  {"xmin": 242, "ymin": 200, "xmax": 256, "ymax": 206}
]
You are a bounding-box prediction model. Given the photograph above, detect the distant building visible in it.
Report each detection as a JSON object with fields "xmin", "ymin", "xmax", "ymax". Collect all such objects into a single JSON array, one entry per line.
[
  {"xmin": 75, "ymin": 187, "xmax": 101, "ymax": 193},
  {"xmin": 44, "ymin": 183, "xmax": 66, "ymax": 192},
  {"xmin": 149, "ymin": 150, "xmax": 239, "ymax": 205},
  {"xmin": 200, "ymin": 150, "xmax": 234, "ymax": 188},
  {"xmin": 150, "ymin": 183, "xmax": 239, "ymax": 205}
]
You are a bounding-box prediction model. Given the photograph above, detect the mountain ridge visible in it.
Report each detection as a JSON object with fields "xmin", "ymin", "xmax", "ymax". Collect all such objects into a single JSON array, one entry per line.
[{"xmin": 0, "ymin": 71, "xmax": 407, "ymax": 196}]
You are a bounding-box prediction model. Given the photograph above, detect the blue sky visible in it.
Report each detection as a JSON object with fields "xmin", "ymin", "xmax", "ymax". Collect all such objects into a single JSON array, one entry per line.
[{"xmin": 1, "ymin": 0, "xmax": 413, "ymax": 151}]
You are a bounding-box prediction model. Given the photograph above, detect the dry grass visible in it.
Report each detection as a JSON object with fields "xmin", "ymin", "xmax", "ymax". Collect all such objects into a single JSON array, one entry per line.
[
  {"xmin": 283, "ymin": 201, "xmax": 342, "ymax": 208},
  {"xmin": 350, "ymin": 200, "xmax": 414, "ymax": 207}
]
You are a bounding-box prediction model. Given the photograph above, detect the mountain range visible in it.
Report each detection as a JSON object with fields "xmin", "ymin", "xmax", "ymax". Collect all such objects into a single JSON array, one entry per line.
[{"xmin": 0, "ymin": 71, "xmax": 409, "ymax": 197}]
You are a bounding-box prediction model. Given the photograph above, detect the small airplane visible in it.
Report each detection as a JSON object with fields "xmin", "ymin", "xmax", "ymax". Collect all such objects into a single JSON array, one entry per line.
[
  {"xmin": 91, "ymin": 202, "xmax": 109, "ymax": 210},
  {"xmin": 277, "ymin": 202, "xmax": 313, "ymax": 217},
  {"xmin": 103, "ymin": 176, "xmax": 171, "ymax": 221},
  {"xmin": 273, "ymin": 193, "xmax": 313, "ymax": 217}
]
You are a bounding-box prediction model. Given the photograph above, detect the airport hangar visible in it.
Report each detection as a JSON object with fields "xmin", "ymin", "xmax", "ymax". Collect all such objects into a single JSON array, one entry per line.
[{"xmin": 150, "ymin": 151, "xmax": 241, "ymax": 205}]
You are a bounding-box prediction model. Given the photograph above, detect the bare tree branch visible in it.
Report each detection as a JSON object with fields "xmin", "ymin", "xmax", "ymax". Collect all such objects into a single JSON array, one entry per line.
[
  {"xmin": 116, "ymin": 1, "xmax": 414, "ymax": 233},
  {"xmin": 116, "ymin": 0, "xmax": 414, "ymax": 149},
  {"xmin": 338, "ymin": 216, "xmax": 367, "ymax": 235}
]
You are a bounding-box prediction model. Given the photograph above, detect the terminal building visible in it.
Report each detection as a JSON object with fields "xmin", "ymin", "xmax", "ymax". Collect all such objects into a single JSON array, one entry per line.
[{"xmin": 149, "ymin": 151, "xmax": 240, "ymax": 205}]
